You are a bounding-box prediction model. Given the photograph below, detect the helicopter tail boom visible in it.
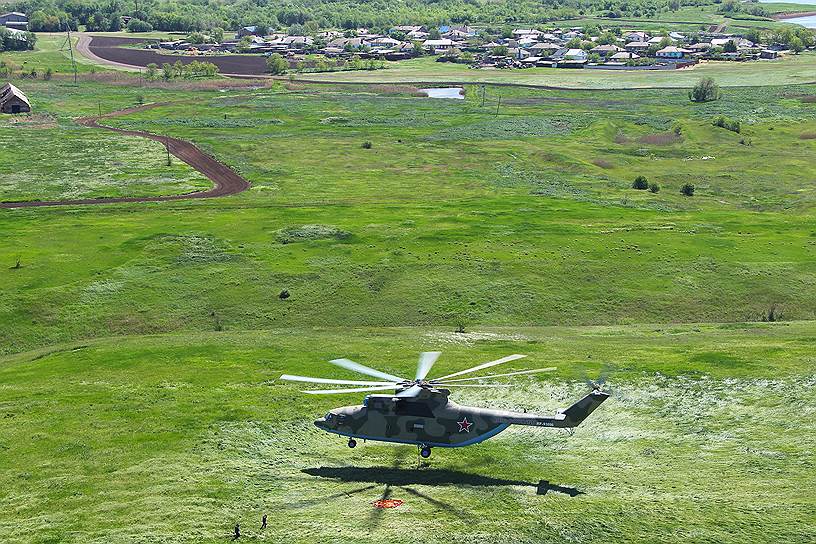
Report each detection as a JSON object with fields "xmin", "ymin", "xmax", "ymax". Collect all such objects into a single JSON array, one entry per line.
[{"xmin": 493, "ymin": 390, "xmax": 610, "ymax": 428}]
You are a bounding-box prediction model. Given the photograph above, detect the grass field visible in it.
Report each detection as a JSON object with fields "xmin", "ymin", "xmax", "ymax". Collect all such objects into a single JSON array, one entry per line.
[
  {"xmin": 293, "ymin": 53, "xmax": 816, "ymax": 89},
  {"xmin": 1, "ymin": 324, "xmax": 814, "ymax": 543},
  {"xmin": 1, "ymin": 38, "xmax": 816, "ymax": 543}
]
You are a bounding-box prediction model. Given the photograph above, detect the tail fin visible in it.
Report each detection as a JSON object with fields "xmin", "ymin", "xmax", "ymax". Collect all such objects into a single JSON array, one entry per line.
[{"xmin": 560, "ymin": 390, "xmax": 609, "ymax": 427}]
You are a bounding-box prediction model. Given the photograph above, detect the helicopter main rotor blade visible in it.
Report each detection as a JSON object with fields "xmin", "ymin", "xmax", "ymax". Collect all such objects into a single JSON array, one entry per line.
[
  {"xmin": 432, "ymin": 354, "xmax": 527, "ymax": 381},
  {"xmin": 280, "ymin": 374, "xmax": 399, "ymax": 387},
  {"xmin": 303, "ymin": 385, "xmax": 403, "ymax": 395},
  {"xmin": 436, "ymin": 384, "xmax": 511, "ymax": 388},
  {"xmin": 432, "ymin": 367, "xmax": 557, "ymax": 384},
  {"xmin": 330, "ymin": 358, "xmax": 406, "ymax": 383},
  {"xmin": 415, "ymin": 351, "xmax": 442, "ymax": 381}
]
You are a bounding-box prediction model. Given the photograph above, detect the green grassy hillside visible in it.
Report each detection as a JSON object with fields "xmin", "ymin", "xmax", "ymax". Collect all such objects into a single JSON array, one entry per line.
[
  {"xmin": 1, "ymin": 324, "xmax": 814, "ymax": 543},
  {"xmin": 3, "ymin": 82, "xmax": 816, "ymax": 354},
  {"xmin": 1, "ymin": 47, "xmax": 816, "ymax": 543}
]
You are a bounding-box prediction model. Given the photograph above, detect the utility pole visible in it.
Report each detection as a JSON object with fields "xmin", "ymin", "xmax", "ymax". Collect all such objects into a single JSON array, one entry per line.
[
  {"xmin": 98, "ymin": 102, "xmax": 102, "ymax": 117},
  {"xmin": 164, "ymin": 136, "xmax": 171, "ymax": 166},
  {"xmin": 480, "ymin": 84, "xmax": 486, "ymax": 107},
  {"xmin": 65, "ymin": 24, "xmax": 78, "ymax": 85},
  {"xmin": 495, "ymin": 95, "xmax": 501, "ymax": 116}
]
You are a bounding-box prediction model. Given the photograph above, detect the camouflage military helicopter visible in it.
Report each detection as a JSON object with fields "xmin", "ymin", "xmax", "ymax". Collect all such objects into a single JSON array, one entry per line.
[{"xmin": 281, "ymin": 352, "xmax": 609, "ymax": 458}]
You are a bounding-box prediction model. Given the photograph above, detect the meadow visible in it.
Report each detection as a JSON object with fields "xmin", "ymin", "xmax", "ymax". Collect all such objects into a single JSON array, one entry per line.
[
  {"xmin": 0, "ymin": 324, "xmax": 814, "ymax": 543},
  {"xmin": 294, "ymin": 52, "xmax": 816, "ymax": 88},
  {"xmin": 1, "ymin": 39, "xmax": 816, "ymax": 543}
]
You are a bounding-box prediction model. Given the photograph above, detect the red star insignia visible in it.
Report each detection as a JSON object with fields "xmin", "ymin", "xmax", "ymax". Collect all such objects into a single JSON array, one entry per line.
[{"xmin": 457, "ymin": 417, "xmax": 473, "ymax": 433}]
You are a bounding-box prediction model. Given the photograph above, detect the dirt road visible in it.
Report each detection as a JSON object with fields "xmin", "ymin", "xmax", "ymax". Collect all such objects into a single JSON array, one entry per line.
[{"xmin": 1, "ymin": 103, "xmax": 251, "ymax": 209}]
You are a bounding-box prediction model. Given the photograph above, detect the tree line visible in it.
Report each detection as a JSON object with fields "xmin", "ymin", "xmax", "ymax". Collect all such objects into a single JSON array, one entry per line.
[{"xmin": 13, "ymin": 0, "xmax": 723, "ymax": 34}]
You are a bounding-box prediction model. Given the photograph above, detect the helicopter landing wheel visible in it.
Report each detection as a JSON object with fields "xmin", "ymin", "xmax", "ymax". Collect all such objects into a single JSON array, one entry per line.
[
  {"xmin": 348, "ymin": 438, "xmax": 357, "ymax": 449},
  {"xmin": 420, "ymin": 446, "xmax": 432, "ymax": 458}
]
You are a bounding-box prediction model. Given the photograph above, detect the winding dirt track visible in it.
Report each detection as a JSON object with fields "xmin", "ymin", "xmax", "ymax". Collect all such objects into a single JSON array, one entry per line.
[{"xmin": 0, "ymin": 103, "xmax": 251, "ymax": 209}]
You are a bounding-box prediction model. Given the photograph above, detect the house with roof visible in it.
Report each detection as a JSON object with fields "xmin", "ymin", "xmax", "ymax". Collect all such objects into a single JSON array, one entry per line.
[
  {"xmin": 393, "ymin": 25, "xmax": 426, "ymax": 34},
  {"xmin": 656, "ymin": 46, "xmax": 688, "ymax": 59},
  {"xmin": 237, "ymin": 26, "xmax": 257, "ymax": 37},
  {"xmin": 624, "ymin": 31, "xmax": 649, "ymax": 43},
  {"xmin": 590, "ymin": 44, "xmax": 623, "ymax": 57},
  {"xmin": 648, "ymin": 36, "xmax": 672, "ymax": 45},
  {"xmin": 609, "ymin": 51, "xmax": 639, "ymax": 61},
  {"xmin": 550, "ymin": 47, "xmax": 587, "ymax": 67},
  {"xmin": 0, "ymin": 12, "xmax": 28, "ymax": 30},
  {"xmin": 529, "ymin": 42, "xmax": 560, "ymax": 55},
  {"xmin": 625, "ymin": 41, "xmax": 650, "ymax": 53},
  {"xmin": 422, "ymin": 38, "xmax": 456, "ymax": 53},
  {"xmin": 0, "ymin": 83, "xmax": 30, "ymax": 114},
  {"xmin": 512, "ymin": 29, "xmax": 541, "ymax": 38}
]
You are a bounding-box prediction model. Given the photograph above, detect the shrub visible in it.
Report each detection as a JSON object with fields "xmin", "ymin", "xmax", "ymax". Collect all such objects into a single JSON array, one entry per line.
[
  {"xmin": 279, "ymin": 289, "xmax": 291, "ymax": 300},
  {"xmin": 712, "ymin": 115, "xmax": 741, "ymax": 133},
  {"xmin": 362, "ymin": 141, "xmax": 372, "ymax": 149},
  {"xmin": 43, "ymin": 67, "xmax": 52, "ymax": 81},
  {"xmin": 689, "ymin": 77, "xmax": 720, "ymax": 103},
  {"xmin": 275, "ymin": 225, "xmax": 351, "ymax": 244},
  {"xmin": 680, "ymin": 183, "xmax": 695, "ymax": 196},
  {"xmin": 632, "ymin": 175, "xmax": 649, "ymax": 190},
  {"xmin": 126, "ymin": 18, "xmax": 153, "ymax": 33},
  {"xmin": 649, "ymin": 182, "xmax": 660, "ymax": 193},
  {"xmin": 266, "ymin": 53, "xmax": 288, "ymax": 75}
]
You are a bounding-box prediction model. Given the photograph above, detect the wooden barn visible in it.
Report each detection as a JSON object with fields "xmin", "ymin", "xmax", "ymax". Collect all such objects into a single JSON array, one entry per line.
[{"xmin": 0, "ymin": 83, "xmax": 31, "ymax": 114}]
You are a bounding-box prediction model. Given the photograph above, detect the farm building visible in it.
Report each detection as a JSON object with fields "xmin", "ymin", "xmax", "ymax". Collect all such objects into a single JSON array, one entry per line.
[
  {"xmin": 0, "ymin": 11, "xmax": 28, "ymax": 30},
  {"xmin": 0, "ymin": 83, "xmax": 31, "ymax": 114}
]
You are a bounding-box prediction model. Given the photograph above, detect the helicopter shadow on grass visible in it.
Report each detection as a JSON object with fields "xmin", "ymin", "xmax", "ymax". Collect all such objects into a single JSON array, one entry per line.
[{"xmin": 303, "ymin": 466, "xmax": 583, "ymax": 497}]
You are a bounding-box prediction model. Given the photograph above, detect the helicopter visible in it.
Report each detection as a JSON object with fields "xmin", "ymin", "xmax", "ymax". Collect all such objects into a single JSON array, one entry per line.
[{"xmin": 281, "ymin": 352, "xmax": 609, "ymax": 458}]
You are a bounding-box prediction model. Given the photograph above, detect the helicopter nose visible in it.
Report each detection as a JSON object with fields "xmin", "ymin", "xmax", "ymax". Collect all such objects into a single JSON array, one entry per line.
[{"xmin": 314, "ymin": 417, "xmax": 327, "ymax": 429}]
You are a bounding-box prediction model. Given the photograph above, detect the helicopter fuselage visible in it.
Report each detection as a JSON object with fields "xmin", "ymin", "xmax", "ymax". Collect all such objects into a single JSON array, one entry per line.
[{"xmin": 313, "ymin": 387, "xmax": 608, "ymax": 449}]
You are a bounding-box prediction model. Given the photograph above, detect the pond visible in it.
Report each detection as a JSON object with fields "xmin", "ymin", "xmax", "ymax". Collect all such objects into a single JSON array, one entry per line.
[
  {"xmin": 758, "ymin": 0, "xmax": 816, "ymax": 27},
  {"xmin": 781, "ymin": 14, "xmax": 816, "ymax": 27},
  {"xmin": 421, "ymin": 87, "xmax": 465, "ymax": 99}
]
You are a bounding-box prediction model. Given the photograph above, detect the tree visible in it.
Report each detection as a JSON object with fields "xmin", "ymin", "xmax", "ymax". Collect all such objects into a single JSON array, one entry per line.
[
  {"xmin": 723, "ymin": 40, "xmax": 737, "ymax": 53},
  {"xmin": 428, "ymin": 28, "xmax": 441, "ymax": 40},
  {"xmin": 146, "ymin": 63, "xmax": 158, "ymax": 80},
  {"xmin": 162, "ymin": 63, "xmax": 173, "ymax": 81},
  {"xmin": 127, "ymin": 19, "xmax": 154, "ymax": 33},
  {"xmin": 237, "ymin": 36, "xmax": 253, "ymax": 53},
  {"xmin": 680, "ymin": 183, "xmax": 695, "ymax": 196},
  {"xmin": 632, "ymin": 176, "xmax": 649, "ymax": 190},
  {"xmin": 266, "ymin": 53, "xmax": 288, "ymax": 74},
  {"xmin": 689, "ymin": 78, "xmax": 720, "ymax": 103},
  {"xmin": 790, "ymin": 37, "xmax": 804, "ymax": 54},
  {"xmin": 210, "ymin": 28, "xmax": 224, "ymax": 43},
  {"xmin": 303, "ymin": 20, "xmax": 320, "ymax": 35},
  {"xmin": 648, "ymin": 182, "xmax": 660, "ymax": 193},
  {"xmin": 492, "ymin": 45, "xmax": 508, "ymax": 56}
]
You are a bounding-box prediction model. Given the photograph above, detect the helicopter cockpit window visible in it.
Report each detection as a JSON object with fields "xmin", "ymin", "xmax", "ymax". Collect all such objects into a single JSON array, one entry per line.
[{"xmin": 325, "ymin": 412, "xmax": 334, "ymax": 420}]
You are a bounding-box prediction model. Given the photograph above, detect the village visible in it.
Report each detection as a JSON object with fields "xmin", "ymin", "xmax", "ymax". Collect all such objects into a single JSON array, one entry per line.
[{"xmin": 145, "ymin": 22, "xmax": 801, "ymax": 71}]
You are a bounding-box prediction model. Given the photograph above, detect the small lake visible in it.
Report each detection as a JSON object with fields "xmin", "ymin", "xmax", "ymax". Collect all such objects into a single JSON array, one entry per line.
[
  {"xmin": 421, "ymin": 87, "xmax": 465, "ymax": 99},
  {"xmin": 759, "ymin": 0, "xmax": 816, "ymax": 26},
  {"xmin": 782, "ymin": 14, "xmax": 816, "ymax": 27}
]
